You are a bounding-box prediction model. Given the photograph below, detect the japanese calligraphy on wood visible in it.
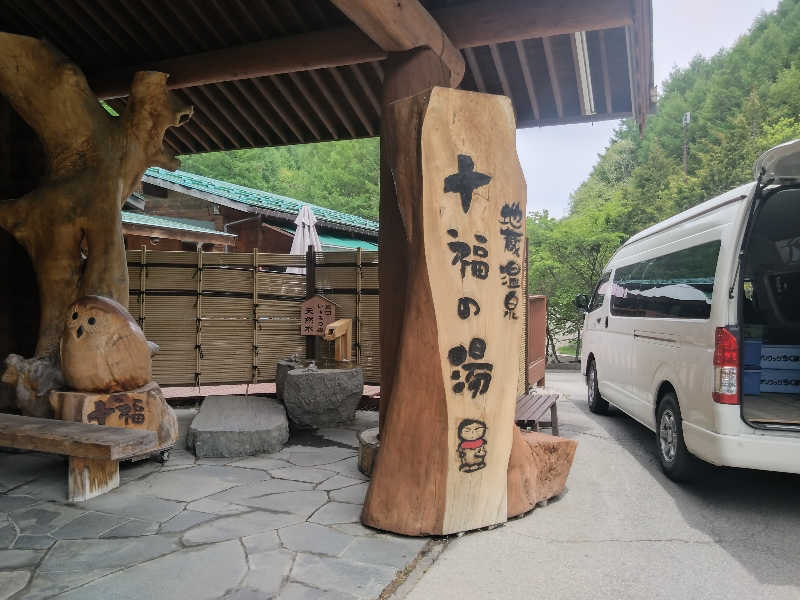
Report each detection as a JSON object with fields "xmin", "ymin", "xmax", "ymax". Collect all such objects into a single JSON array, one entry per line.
[
  {"xmin": 362, "ymin": 87, "xmax": 526, "ymax": 535},
  {"xmin": 300, "ymin": 295, "xmax": 337, "ymax": 336}
]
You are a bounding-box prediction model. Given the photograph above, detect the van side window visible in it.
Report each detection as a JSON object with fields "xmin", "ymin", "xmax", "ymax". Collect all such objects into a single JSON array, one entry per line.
[
  {"xmin": 588, "ymin": 271, "xmax": 611, "ymax": 312},
  {"xmin": 611, "ymin": 240, "xmax": 722, "ymax": 319}
]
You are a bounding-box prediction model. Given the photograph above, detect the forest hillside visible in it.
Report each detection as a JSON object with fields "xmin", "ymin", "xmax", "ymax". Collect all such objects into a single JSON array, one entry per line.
[{"xmin": 531, "ymin": 0, "xmax": 800, "ymax": 356}]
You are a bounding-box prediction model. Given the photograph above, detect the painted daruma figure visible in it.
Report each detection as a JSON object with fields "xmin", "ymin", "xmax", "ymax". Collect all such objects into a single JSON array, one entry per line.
[
  {"xmin": 60, "ymin": 296, "xmax": 151, "ymax": 393},
  {"xmin": 457, "ymin": 419, "xmax": 488, "ymax": 472}
]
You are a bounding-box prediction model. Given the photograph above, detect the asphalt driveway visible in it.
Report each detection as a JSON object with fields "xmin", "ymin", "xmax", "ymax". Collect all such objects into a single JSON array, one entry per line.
[{"xmin": 405, "ymin": 371, "xmax": 800, "ymax": 600}]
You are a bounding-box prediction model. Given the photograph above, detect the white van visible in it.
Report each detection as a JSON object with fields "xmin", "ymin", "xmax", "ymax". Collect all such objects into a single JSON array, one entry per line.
[{"xmin": 578, "ymin": 140, "xmax": 800, "ymax": 480}]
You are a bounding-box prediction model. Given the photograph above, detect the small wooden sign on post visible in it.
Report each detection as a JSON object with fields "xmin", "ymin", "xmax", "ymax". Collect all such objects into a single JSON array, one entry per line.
[{"xmin": 300, "ymin": 295, "xmax": 337, "ymax": 336}]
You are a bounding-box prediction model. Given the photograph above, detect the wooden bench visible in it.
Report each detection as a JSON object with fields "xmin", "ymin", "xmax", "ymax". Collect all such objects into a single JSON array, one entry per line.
[
  {"xmin": 0, "ymin": 413, "xmax": 156, "ymax": 502},
  {"xmin": 515, "ymin": 388, "xmax": 561, "ymax": 436}
]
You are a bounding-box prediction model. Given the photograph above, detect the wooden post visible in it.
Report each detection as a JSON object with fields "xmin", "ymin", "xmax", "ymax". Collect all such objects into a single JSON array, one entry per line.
[
  {"xmin": 195, "ymin": 250, "xmax": 203, "ymax": 388},
  {"xmin": 356, "ymin": 247, "xmax": 362, "ymax": 365},
  {"xmin": 305, "ymin": 246, "xmax": 317, "ymax": 361},
  {"xmin": 378, "ymin": 48, "xmax": 452, "ymax": 433},
  {"xmin": 363, "ymin": 85, "xmax": 527, "ymax": 535},
  {"xmin": 252, "ymin": 248, "xmax": 259, "ymax": 383},
  {"xmin": 139, "ymin": 246, "xmax": 147, "ymax": 331}
]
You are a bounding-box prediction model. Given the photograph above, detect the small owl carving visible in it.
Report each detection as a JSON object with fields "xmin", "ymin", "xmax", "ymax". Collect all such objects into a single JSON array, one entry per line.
[{"xmin": 60, "ymin": 296, "xmax": 152, "ymax": 393}]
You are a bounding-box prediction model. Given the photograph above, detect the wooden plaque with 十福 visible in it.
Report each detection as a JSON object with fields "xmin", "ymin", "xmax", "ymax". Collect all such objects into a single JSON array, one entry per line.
[{"xmin": 362, "ymin": 87, "xmax": 526, "ymax": 535}]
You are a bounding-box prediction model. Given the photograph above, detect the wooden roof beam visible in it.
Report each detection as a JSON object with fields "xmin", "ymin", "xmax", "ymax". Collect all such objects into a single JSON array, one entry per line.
[
  {"xmin": 88, "ymin": 0, "xmax": 635, "ymax": 100},
  {"xmin": 436, "ymin": 0, "xmax": 634, "ymax": 49},
  {"xmin": 330, "ymin": 0, "xmax": 465, "ymax": 87},
  {"xmin": 90, "ymin": 26, "xmax": 385, "ymax": 99}
]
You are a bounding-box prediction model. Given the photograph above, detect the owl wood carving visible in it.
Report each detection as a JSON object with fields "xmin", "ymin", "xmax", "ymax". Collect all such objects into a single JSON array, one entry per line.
[{"xmin": 60, "ymin": 296, "xmax": 152, "ymax": 393}]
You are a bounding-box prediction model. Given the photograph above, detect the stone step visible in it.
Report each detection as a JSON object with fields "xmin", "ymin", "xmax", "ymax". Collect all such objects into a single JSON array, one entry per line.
[{"xmin": 186, "ymin": 396, "xmax": 289, "ymax": 458}]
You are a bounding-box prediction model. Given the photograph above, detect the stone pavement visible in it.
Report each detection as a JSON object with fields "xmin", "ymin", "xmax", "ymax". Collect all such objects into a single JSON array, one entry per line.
[{"xmin": 0, "ymin": 410, "xmax": 426, "ymax": 599}]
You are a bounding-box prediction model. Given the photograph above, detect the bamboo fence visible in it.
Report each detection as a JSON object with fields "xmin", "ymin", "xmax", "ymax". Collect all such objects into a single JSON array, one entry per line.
[{"xmin": 127, "ymin": 247, "xmax": 526, "ymax": 391}]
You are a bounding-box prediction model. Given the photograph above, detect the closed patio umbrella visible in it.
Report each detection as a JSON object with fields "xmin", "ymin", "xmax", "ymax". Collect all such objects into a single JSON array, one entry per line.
[{"xmin": 287, "ymin": 204, "xmax": 322, "ymax": 274}]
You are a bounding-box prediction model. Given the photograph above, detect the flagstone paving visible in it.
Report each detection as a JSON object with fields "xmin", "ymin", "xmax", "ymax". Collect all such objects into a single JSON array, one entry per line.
[{"xmin": 0, "ymin": 410, "xmax": 428, "ymax": 599}]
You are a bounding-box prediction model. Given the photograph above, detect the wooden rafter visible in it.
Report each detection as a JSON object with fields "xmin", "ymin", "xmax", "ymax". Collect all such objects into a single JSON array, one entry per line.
[
  {"xmin": 232, "ymin": 80, "xmax": 288, "ymax": 145},
  {"xmin": 308, "ymin": 70, "xmax": 357, "ymax": 138},
  {"xmin": 216, "ymin": 83, "xmax": 275, "ymax": 146},
  {"xmin": 350, "ymin": 64, "xmax": 380, "ymax": 115},
  {"xmin": 542, "ymin": 37, "xmax": 564, "ymax": 119},
  {"xmin": 489, "ymin": 43, "xmax": 513, "ymax": 103},
  {"xmin": 329, "ymin": 67, "xmax": 375, "ymax": 136},
  {"xmin": 598, "ymin": 30, "xmax": 613, "ymax": 114},
  {"xmin": 464, "ymin": 47, "xmax": 486, "ymax": 93},
  {"xmin": 289, "ymin": 72, "xmax": 338, "ymax": 140},
  {"xmin": 515, "ymin": 40, "xmax": 540, "ymax": 121},
  {"xmin": 250, "ymin": 77, "xmax": 306, "ymax": 143},
  {"xmin": 570, "ymin": 33, "xmax": 588, "ymax": 116},
  {"xmin": 272, "ymin": 74, "xmax": 322, "ymax": 141},
  {"xmin": 190, "ymin": 86, "xmax": 249, "ymax": 148}
]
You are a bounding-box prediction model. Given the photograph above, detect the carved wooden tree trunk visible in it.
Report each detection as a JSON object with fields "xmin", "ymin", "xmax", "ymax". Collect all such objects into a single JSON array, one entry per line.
[
  {"xmin": 0, "ymin": 34, "xmax": 192, "ymax": 417},
  {"xmin": 362, "ymin": 87, "xmax": 528, "ymax": 535}
]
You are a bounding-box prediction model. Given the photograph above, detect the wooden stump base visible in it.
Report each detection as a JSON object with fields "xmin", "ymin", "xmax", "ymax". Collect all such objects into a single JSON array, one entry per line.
[
  {"xmin": 68, "ymin": 456, "xmax": 120, "ymax": 502},
  {"xmin": 506, "ymin": 427, "xmax": 577, "ymax": 518},
  {"xmin": 358, "ymin": 427, "xmax": 380, "ymax": 477},
  {"xmin": 50, "ymin": 381, "xmax": 178, "ymax": 453}
]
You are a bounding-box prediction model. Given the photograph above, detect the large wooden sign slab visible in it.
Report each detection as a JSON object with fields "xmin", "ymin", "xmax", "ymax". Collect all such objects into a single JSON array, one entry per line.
[{"xmin": 362, "ymin": 87, "xmax": 526, "ymax": 535}]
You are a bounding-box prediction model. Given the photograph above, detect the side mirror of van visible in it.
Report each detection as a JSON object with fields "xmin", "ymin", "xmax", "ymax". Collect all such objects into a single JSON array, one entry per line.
[{"xmin": 574, "ymin": 294, "xmax": 589, "ymax": 312}]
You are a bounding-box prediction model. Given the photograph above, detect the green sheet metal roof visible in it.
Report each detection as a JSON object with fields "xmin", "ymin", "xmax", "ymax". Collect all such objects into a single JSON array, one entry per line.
[
  {"xmin": 279, "ymin": 226, "xmax": 377, "ymax": 251},
  {"xmin": 121, "ymin": 211, "xmax": 236, "ymax": 238},
  {"xmin": 145, "ymin": 167, "xmax": 378, "ymax": 234}
]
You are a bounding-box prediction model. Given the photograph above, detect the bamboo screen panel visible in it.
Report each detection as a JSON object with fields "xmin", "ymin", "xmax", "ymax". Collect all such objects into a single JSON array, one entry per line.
[
  {"xmin": 314, "ymin": 250, "xmax": 380, "ymax": 383},
  {"xmin": 128, "ymin": 249, "xmax": 307, "ymax": 386},
  {"xmin": 128, "ymin": 247, "xmax": 522, "ymax": 392}
]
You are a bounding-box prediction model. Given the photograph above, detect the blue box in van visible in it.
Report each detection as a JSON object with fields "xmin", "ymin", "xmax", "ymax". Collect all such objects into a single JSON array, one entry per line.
[
  {"xmin": 743, "ymin": 369, "xmax": 761, "ymax": 396},
  {"xmin": 742, "ymin": 339, "xmax": 762, "ymax": 369},
  {"xmin": 761, "ymin": 345, "xmax": 800, "ymax": 370}
]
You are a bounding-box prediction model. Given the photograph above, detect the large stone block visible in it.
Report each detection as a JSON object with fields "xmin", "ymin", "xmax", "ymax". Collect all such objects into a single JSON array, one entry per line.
[
  {"xmin": 186, "ymin": 396, "xmax": 289, "ymax": 458},
  {"xmin": 275, "ymin": 358, "xmax": 301, "ymax": 402},
  {"xmin": 283, "ymin": 367, "xmax": 363, "ymax": 429}
]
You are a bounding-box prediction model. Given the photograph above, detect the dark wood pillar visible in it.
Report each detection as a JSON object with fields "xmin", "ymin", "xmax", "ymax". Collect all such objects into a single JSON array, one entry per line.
[{"xmin": 378, "ymin": 48, "xmax": 451, "ymax": 431}]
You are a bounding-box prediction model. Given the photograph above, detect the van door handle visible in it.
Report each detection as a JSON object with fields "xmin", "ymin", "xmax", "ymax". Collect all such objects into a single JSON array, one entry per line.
[
  {"xmin": 604, "ymin": 316, "xmax": 609, "ymax": 328},
  {"xmin": 596, "ymin": 317, "xmax": 602, "ymax": 324}
]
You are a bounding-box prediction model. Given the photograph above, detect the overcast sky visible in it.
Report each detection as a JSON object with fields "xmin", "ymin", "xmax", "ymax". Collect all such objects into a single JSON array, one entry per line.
[{"xmin": 517, "ymin": 0, "xmax": 781, "ymax": 218}]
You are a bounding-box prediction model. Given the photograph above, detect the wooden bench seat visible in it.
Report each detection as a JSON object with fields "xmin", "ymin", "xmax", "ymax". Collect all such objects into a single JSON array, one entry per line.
[
  {"xmin": 0, "ymin": 413, "xmax": 157, "ymax": 502},
  {"xmin": 515, "ymin": 388, "xmax": 561, "ymax": 436}
]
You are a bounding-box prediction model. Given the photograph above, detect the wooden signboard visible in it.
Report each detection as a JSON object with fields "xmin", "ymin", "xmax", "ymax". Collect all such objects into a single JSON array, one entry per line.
[
  {"xmin": 300, "ymin": 295, "xmax": 336, "ymax": 336},
  {"xmin": 362, "ymin": 87, "xmax": 526, "ymax": 535}
]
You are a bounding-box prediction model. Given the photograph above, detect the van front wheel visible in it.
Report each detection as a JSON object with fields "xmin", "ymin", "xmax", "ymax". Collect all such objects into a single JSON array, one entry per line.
[
  {"xmin": 587, "ymin": 361, "xmax": 609, "ymax": 415},
  {"xmin": 656, "ymin": 393, "xmax": 698, "ymax": 481}
]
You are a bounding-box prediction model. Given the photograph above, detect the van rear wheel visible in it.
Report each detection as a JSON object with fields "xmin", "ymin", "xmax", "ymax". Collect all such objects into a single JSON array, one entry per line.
[
  {"xmin": 587, "ymin": 361, "xmax": 609, "ymax": 414},
  {"xmin": 656, "ymin": 393, "xmax": 698, "ymax": 481}
]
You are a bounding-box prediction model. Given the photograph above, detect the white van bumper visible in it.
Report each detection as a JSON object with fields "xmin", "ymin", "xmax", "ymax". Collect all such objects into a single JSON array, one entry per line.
[{"xmin": 684, "ymin": 421, "xmax": 800, "ymax": 475}]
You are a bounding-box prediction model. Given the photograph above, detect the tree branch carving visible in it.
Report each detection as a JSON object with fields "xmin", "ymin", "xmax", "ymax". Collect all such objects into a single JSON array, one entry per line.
[{"xmin": 0, "ymin": 33, "xmax": 193, "ymax": 416}]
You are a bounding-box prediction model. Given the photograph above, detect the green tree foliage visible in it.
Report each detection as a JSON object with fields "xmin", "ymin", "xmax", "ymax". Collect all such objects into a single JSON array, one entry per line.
[
  {"xmin": 179, "ymin": 138, "xmax": 380, "ymax": 220},
  {"xmin": 529, "ymin": 0, "xmax": 800, "ymax": 356}
]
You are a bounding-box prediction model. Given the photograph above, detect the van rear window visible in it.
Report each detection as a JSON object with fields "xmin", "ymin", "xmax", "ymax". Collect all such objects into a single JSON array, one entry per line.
[{"xmin": 611, "ymin": 240, "xmax": 722, "ymax": 319}]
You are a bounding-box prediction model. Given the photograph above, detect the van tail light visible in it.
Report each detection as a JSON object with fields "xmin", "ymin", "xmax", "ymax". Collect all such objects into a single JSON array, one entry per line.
[{"xmin": 713, "ymin": 327, "xmax": 739, "ymax": 405}]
